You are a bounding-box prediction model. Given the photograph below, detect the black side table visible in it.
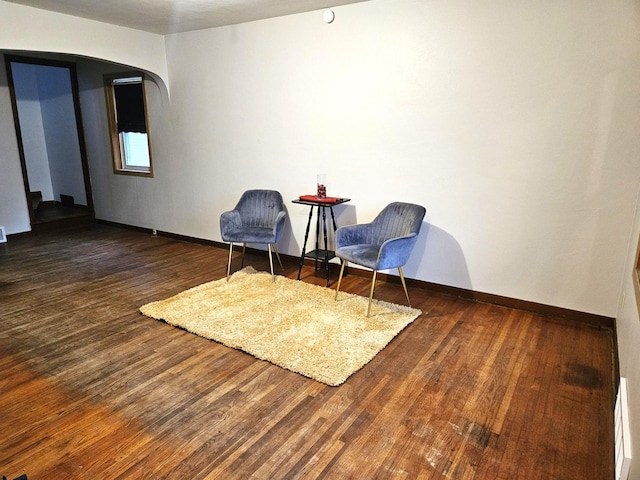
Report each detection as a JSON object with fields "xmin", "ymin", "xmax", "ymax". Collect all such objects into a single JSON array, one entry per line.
[{"xmin": 292, "ymin": 197, "xmax": 350, "ymax": 286}]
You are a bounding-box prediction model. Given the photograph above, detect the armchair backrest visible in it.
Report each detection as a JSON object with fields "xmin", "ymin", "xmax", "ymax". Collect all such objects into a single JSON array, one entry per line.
[
  {"xmin": 370, "ymin": 202, "xmax": 426, "ymax": 245},
  {"xmin": 235, "ymin": 190, "xmax": 285, "ymax": 228}
]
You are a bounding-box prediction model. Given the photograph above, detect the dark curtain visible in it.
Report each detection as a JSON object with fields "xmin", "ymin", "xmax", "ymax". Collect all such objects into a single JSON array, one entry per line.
[{"xmin": 114, "ymin": 83, "xmax": 146, "ymax": 133}]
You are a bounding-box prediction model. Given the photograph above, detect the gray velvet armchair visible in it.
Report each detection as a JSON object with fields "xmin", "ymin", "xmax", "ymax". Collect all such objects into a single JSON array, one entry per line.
[
  {"xmin": 334, "ymin": 202, "xmax": 426, "ymax": 316},
  {"xmin": 220, "ymin": 189, "xmax": 287, "ymax": 282}
]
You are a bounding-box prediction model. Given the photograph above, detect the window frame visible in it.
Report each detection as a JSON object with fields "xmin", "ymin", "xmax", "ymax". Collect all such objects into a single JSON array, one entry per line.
[{"xmin": 104, "ymin": 72, "xmax": 154, "ymax": 177}]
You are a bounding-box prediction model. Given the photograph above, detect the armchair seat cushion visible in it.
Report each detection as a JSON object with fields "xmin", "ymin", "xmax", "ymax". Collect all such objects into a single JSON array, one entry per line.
[
  {"xmin": 335, "ymin": 244, "xmax": 381, "ymax": 269},
  {"xmin": 335, "ymin": 202, "xmax": 426, "ymax": 272},
  {"xmin": 222, "ymin": 226, "xmax": 278, "ymax": 244}
]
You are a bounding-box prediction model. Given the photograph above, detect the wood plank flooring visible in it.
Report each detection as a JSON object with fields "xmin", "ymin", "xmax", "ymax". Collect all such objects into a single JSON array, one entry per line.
[{"xmin": 0, "ymin": 224, "xmax": 615, "ymax": 479}]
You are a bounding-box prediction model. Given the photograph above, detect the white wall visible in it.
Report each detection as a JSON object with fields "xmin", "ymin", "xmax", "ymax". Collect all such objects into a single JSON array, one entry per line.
[
  {"xmin": 37, "ymin": 65, "xmax": 87, "ymax": 206},
  {"xmin": 11, "ymin": 63, "xmax": 54, "ymax": 201},
  {"xmin": 0, "ymin": 2, "xmax": 168, "ymax": 89},
  {"xmin": 616, "ymin": 186, "xmax": 640, "ymax": 478},
  {"xmin": 0, "ymin": 58, "xmax": 30, "ymax": 234},
  {"xmin": 84, "ymin": 0, "xmax": 640, "ymax": 318},
  {"xmin": 73, "ymin": 59, "xmax": 175, "ymax": 229}
]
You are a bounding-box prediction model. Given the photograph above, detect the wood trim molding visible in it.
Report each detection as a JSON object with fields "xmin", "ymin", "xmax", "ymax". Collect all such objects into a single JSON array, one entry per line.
[
  {"xmin": 96, "ymin": 219, "xmax": 615, "ymax": 330},
  {"xmin": 633, "ymin": 231, "xmax": 640, "ymax": 316},
  {"xmin": 5, "ymin": 54, "xmax": 96, "ymax": 224}
]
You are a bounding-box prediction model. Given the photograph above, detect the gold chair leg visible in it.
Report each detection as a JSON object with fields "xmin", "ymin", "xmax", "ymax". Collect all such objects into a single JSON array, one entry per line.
[
  {"xmin": 240, "ymin": 243, "xmax": 247, "ymax": 268},
  {"xmin": 367, "ymin": 270, "xmax": 378, "ymax": 317},
  {"xmin": 335, "ymin": 260, "xmax": 347, "ymax": 300},
  {"xmin": 226, "ymin": 242, "xmax": 234, "ymax": 281},
  {"xmin": 273, "ymin": 244, "xmax": 284, "ymax": 271},
  {"xmin": 398, "ymin": 266, "xmax": 411, "ymax": 306},
  {"xmin": 267, "ymin": 244, "xmax": 275, "ymax": 282}
]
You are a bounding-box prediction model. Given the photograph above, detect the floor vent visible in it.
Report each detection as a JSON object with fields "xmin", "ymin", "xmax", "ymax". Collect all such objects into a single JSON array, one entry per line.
[{"xmin": 615, "ymin": 377, "xmax": 632, "ymax": 480}]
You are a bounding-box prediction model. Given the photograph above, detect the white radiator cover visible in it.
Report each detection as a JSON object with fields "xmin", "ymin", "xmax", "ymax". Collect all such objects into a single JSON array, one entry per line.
[{"xmin": 615, "ymin": 377, "xmax": 632, "ymax": 480}]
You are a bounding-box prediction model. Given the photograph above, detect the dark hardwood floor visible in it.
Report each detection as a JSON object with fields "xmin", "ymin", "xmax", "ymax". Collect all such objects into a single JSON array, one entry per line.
[{"xmin": 0, "ymin": 224, "xmax": 615, "ymax": 479}]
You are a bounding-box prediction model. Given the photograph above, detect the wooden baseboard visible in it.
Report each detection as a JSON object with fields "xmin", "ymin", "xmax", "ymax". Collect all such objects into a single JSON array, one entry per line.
[{"xmin": 95, "ymin": 219, "xmax": 615, "ymax": 330}]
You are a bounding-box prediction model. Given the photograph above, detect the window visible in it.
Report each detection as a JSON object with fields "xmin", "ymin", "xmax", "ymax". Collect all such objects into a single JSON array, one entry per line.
[{"xmin": 104, "ymin": 73, "xmax": 153, "ymax": 176}]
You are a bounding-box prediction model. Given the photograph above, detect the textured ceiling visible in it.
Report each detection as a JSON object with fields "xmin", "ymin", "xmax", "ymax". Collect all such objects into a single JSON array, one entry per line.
[{"xmin": 4, "ymin": 0, "xmax": 370, "ymax": 34}]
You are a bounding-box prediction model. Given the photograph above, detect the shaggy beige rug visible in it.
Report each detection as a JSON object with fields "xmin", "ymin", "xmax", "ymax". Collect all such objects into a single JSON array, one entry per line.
[{"xmin": 140, "ymin": 267, "xmax": 422, "ymax": 386}]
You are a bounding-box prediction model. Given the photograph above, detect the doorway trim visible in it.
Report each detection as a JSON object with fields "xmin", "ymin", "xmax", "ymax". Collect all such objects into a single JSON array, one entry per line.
[{"xmin": 4, "ymin": 54, "xmax": 94, "ymax": 229}]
